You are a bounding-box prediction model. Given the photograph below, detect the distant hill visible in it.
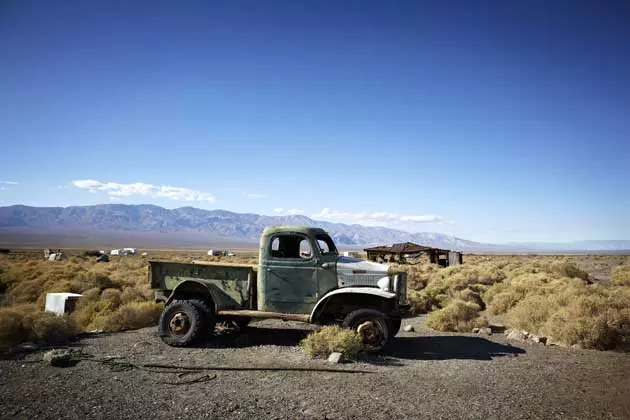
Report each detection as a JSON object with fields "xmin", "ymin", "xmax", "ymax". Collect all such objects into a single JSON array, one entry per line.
[{"xmin": 0, "ymin": 204, "xmax": 627, "ymax": 252}]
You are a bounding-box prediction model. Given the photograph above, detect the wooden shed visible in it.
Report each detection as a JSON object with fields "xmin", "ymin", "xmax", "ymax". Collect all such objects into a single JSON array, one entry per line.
[{"xmin": 364, "ymin": 241, "xmax": 462, "ymax": 267}]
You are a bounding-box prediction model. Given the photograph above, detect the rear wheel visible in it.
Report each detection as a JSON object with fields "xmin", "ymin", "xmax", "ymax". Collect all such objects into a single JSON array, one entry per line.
[
  {"xmin": 158, "ymin": 299, "xmax": 213, "ymax": 347},
  {"xmin": 342, "ymin": 309, "xmax": 391, "ymax": 352}
]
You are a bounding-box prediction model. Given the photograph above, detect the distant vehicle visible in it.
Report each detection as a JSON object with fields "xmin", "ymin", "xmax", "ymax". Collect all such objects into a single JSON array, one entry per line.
[{"xmin": 149, "ymin": 225, "xmax": 409, "ymax": 352}]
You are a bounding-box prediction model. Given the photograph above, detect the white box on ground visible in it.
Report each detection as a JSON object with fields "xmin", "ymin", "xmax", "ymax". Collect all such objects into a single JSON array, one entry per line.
[{"xmin": 45, "ymin": 292, "xmax": 83, "ymax": 315}]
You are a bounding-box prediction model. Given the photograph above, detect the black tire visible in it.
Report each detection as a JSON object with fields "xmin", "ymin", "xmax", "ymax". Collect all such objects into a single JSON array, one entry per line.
[
  {"xmin": 389, "ymin": 317, "xmax": 402, "ymax": 337},
  {"xmin": 189, "ymin": 299, "xmax": 218, "ymax": 333},
  {"xmin": 342, "ymin": 309, "xmax": 391, "ymax": 352},
  {"xmin": 158, "ymin": 299, "xmax": 213, "ymax": 347}
]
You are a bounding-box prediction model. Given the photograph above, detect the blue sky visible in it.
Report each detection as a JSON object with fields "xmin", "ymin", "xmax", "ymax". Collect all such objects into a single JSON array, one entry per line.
[{"xmin": 1, "ymin": 0, "xmax": 629, "ymax": 243}]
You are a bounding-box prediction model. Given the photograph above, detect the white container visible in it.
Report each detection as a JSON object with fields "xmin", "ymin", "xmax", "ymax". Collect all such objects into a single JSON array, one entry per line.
[{"xmin": 45, "ymin": 292, "xmax": 83, "ymax": 315}]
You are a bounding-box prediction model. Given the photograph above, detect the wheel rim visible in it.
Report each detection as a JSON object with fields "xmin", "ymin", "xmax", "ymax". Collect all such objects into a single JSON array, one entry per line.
[
  {"xmin": 169, "ymin": 312, "xmax": 191, "ymax": 336},
  {"xmin": 356, "ymin": 320, "xmax": 386, "ymax": 349}
]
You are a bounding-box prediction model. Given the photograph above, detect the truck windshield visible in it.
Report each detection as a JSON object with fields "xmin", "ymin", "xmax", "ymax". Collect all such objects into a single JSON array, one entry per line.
[{"xmin": 315, "ymin": 234, "xmax": 338, "ymax": 256}]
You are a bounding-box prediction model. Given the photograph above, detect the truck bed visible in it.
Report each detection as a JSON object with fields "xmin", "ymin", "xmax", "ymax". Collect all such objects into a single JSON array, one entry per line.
[{"xmin": 149, "ymin": 259, "xmax": 257, "ymax": 310}]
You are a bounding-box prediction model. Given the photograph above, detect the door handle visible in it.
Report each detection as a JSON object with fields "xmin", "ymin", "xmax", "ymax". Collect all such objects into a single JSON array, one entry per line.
[{"xmin": 322, "ymin": 263, "xmax": 333, "ymax": 269}]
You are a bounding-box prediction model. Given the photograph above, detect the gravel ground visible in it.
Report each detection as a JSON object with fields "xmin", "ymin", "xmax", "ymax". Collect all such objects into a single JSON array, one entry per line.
[{"xmin": 1, "ymin": 315, "xmax": 629, "ymax": 420}]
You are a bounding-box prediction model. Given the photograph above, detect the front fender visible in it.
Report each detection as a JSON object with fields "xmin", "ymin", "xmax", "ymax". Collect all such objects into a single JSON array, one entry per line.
[{"xmin": 309, "ymin": 287, "xmax": 396, "ymax": 322}]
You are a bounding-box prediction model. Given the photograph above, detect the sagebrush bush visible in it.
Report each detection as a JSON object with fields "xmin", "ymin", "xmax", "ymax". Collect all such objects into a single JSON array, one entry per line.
[
  {"xmin": 299, "ymin": 325, "xmax": 363, "ymax": 359},
  {"xmin": 611, "ymin": 264, "xmax": 630, "ymax": 286},
  {"xmin": 0, "ymin": 255, "xmax": 163, "ymax": 349},
  {"xmin": 505, "ymin": 283, "xmax": 630, "ymax": 350},
  {"xmin": 0, "ymin": 305, "xmax": 78, "ymax": 350},
  {"xmin": 426, "ymin": 299, "xmax": 488, "ymax": 332},
  {"xmin": 88, "ymin": 302, "xmax": 163, "ymax": 333}
]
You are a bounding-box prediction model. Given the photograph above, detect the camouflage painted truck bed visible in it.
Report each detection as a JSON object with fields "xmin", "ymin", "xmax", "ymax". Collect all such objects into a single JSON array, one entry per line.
[{"xmin": 149, "ymin": 260, "xmax": 256, "ymax": 310}]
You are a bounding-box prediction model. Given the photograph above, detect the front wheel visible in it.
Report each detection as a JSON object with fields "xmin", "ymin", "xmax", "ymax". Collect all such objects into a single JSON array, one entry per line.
[
  {"xmin": 342, "ymin": 309, "xmax": 391, "ymax": 352},
  {"xmin": 389, "ymin": 317, "xmax": 402, "ymax": 336},
  {"xmin": 158, "ymin": 299, "xmax": 212, "ymax": 347}
]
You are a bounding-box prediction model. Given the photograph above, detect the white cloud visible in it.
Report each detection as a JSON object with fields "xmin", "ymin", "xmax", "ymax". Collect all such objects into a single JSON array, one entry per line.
[
  {"xmin": 311, "ymin": 208, "xmax": 447, "ymax": 226},
  {"xmin": 245, "ymin": 193, "xmax": 267, "ymax": 199},
  {"xmin": 0, "ymin": 181, "xmax": 18, "ymax": 185},
  {"xmin": 72, "ymin": 179, "xmax": 216, "ymax": 203},
  {"xmin": 273, "ymin": 208, "xmax": 304, "ymax": 215}
]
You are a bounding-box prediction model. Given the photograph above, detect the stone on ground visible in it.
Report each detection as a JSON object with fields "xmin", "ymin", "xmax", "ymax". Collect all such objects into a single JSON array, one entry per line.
[{"xmin": 327, "ymin": 352, "xmax": 342, "ymax": 363}]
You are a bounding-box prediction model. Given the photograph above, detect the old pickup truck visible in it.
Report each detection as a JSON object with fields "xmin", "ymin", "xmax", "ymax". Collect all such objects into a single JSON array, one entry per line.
[{"xmin": 149, "ymin": 225, "xmax": 409, "ymax": 351}]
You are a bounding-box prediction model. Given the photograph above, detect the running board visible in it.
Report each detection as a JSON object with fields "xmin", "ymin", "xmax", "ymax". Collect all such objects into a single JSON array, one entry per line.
[{"xmin": 217, "ymin": 310, "xmax": 310, "ymax": 323}]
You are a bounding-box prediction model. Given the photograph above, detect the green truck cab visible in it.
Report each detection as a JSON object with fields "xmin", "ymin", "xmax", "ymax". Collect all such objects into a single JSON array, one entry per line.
[{"xmin": 149, "ymin": 225, "xmax": 409, "ymax": 351}]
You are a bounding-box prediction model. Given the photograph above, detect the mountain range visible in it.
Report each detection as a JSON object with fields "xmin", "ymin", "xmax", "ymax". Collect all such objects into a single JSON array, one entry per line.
[{"xmin": 0, "ymin": 204, "xmax": 628, "ymax": 252}]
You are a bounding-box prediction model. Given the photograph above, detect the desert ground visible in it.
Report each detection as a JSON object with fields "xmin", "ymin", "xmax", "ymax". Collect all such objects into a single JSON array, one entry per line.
[
  {"xmin": 1, "ymin": 250, "xmax": 629, "ymax": 420},
  {"xmin": 2, "ymin": 316, "xmax": 629, "ymax": 420}
]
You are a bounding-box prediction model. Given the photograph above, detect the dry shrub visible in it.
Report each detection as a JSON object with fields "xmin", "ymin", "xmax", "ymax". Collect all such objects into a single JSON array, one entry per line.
[
  {"xmin": 72, "ymin": 300, "xmax": 113, "ymax": 329},
  {"xmin": 121, "ymin": 286, "xmax": 152, "ymax": 304},
  {"xmin": 505, "ymin": 283, "xmax": 630, "ymax": 350},
  {"xmin": 549, "ymin": 261, "xmax": 590, "ymax": 281},
  {"xmin": 0, "ymin": 305, "xmax": 78, "ymax": 350},
  {"xmin": 100, "ymin": 288, "xmax": 122, "ymax": 309},
  {"xmin": 89, "ymin": 302, "xmax": 163, "ymax": 333},
  {"xmin": 611, "ymin": 265, "xmax": 630, "ymax": 286},
  {"xmin": 407, "ymin": 262, "xmax": 506, "ymax": 314},
  {"xmin": 299, "ymin": 325, "xmax": 363, "ymax": 359},
  {"xmin": 0, "ymin": 306, "xmax": 30, "ymax": 349},
  {"xmin": 29, "ymin": 311, "xmax": 78, "ymax": 344},
  {"xmin": 426, "ymin": 299, "xmax": 488, "ymax": 332}
]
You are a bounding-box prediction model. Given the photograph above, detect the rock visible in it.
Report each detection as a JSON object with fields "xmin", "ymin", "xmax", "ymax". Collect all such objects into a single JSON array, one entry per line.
[
  {"xmin": 571, "ymin": 343, "xmax": 583, "ymax": 350},
  {"xmin": 506, "ymin": 330, "xmax": 529, "ymax": 342},
  {"xmin": 472, "ymin": 327, "xmax": 480, "ymax": 333},
  {"xmin": 327, "ymin": 352, "xmax": 342, "ymax": 363},
  {"xmin": 43, "ymin": 349, "xmax": 74, "ymax": 367},
  {"xmin": 479, "ymin": 327, "xmax": 492, "ymax": 335},
  {"xmin": 529, "ymin": 335, "xmax": 547, "ymax": 345},
  {"xmin": 403, "ymin": 325, "xmax": 415, "ymax": 332}
]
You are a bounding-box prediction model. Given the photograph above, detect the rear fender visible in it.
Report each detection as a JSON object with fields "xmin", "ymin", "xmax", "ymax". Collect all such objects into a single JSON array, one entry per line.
[{"xmin": 166, "ymin": 280, "xmax": 216, "ymax": 310}]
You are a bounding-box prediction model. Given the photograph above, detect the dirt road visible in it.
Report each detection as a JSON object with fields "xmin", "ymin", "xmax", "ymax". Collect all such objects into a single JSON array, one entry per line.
[{"xmin": 1, "ymin": 316, "xmax": 629, "ymax": 420}]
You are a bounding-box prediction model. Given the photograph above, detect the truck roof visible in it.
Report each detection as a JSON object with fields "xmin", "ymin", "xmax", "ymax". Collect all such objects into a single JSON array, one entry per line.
[{"xmin": 261, "ymin": 225, "xmax": 329, "ymax": 237}]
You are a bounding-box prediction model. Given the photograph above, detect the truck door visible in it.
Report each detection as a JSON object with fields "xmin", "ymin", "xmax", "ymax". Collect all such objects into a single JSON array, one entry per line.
[{"xmin": 260, "ymin": 232, "xmax": 319, "ymax": 314}]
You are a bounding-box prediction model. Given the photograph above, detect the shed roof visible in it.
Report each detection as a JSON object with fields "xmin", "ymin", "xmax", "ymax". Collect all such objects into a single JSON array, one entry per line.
[{"xmin": 364, "ymin": 242, "xmax": 450, "ymax": 253}]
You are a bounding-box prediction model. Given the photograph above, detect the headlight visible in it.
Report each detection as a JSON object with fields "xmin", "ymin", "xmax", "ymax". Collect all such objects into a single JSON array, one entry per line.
[{"xmin": 377, "ymin": 276, "xmax": 391, "ymax": 292}]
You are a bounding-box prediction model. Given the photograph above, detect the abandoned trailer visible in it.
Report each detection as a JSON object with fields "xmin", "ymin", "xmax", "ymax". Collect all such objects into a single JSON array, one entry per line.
[{"xmin": 364, "ymin": 242, "xmax": 463, "ymax": 267}]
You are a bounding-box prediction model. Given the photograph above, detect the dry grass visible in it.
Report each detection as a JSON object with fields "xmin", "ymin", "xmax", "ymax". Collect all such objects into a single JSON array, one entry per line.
[{"xmin": 299, "ymin": 325, "xmax": 363, "ymax": 359}]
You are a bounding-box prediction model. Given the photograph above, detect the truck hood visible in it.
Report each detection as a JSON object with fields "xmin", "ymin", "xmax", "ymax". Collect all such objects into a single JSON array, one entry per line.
[{"xmin": 336, "ymin": 256, "xmax": 390, "ymax": 288}]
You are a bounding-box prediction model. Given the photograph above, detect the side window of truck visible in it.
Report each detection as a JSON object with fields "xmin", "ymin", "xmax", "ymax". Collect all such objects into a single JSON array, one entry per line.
[{"xmin": 270, "ymin": 234, "xmax": 313, "ymax": 259}]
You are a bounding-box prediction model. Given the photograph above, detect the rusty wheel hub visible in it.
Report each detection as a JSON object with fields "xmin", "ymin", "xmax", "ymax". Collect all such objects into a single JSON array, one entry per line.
[
  {"xmin": 169, "ymin": 312, "xmax": 191, "ymax": 335},
  {"xmin": 356, "ymin": 320, "xmax": 384, "ymax": 347}
]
